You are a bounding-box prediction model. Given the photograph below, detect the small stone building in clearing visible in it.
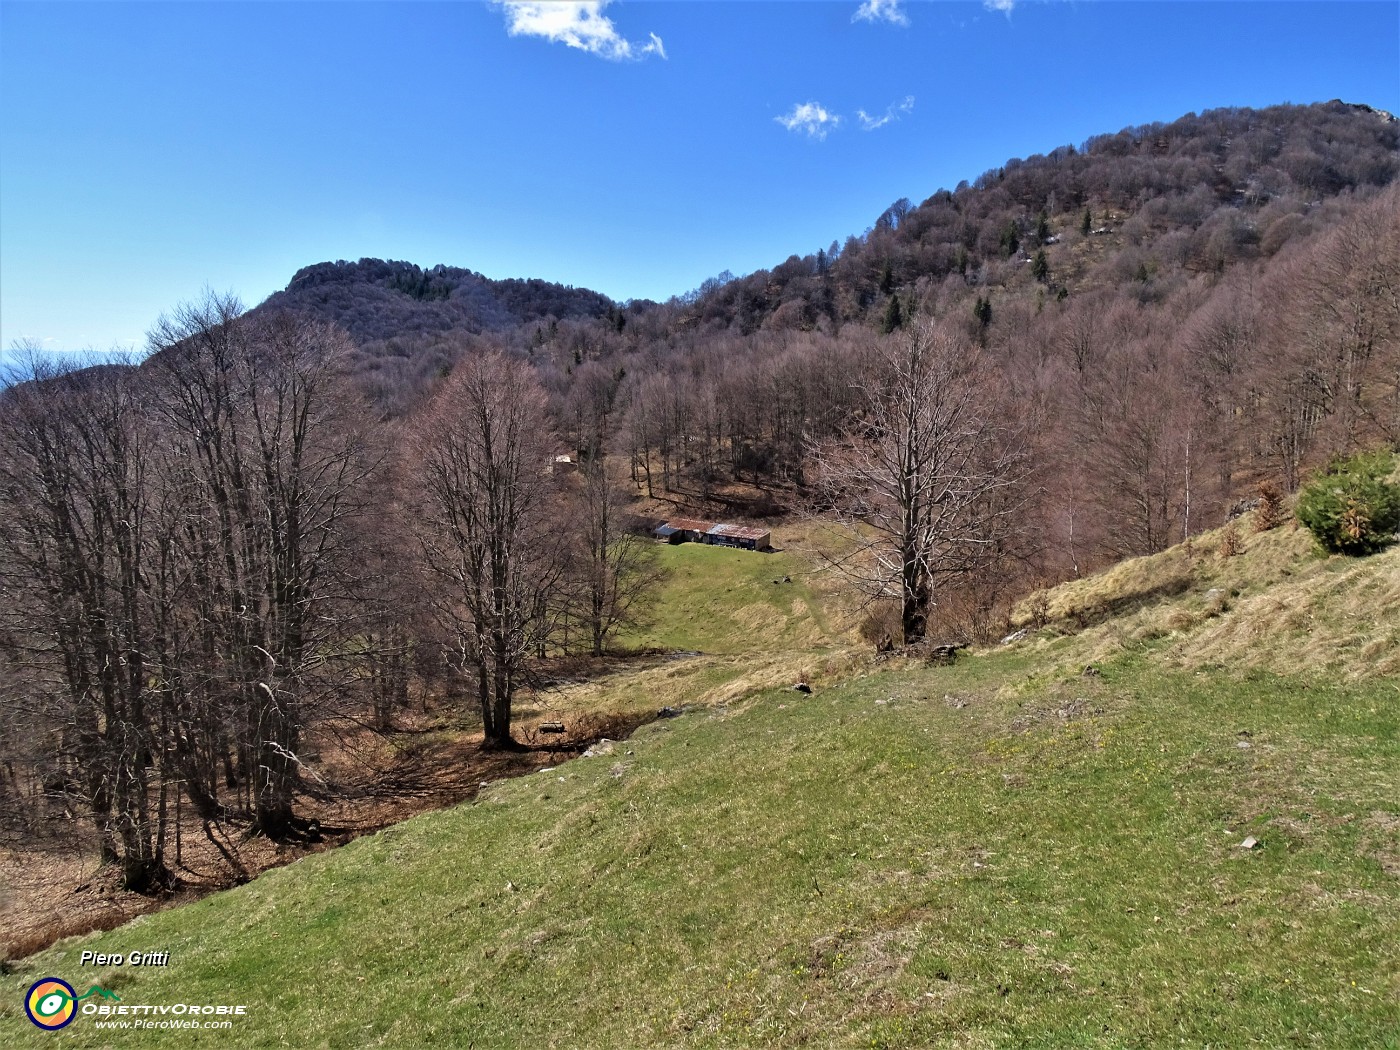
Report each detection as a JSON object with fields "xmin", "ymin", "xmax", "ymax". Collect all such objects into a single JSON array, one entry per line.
[{"xmin": 653, "ymin": 518, "xmax": 772, "ymax": 552}]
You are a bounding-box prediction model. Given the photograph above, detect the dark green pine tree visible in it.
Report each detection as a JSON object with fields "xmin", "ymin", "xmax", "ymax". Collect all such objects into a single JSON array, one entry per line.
[
  {"xmin": 1032, "ymin": 249, "xmax": 1050, "ymax": 282},
  {"xmin": 973, "ymin": 296, "xmax": 992, "ymax": 329},
  {"xmin": 1035, "ymin": 210, "xmax": 1051, "ymax": 244},
  {"xmin": 1081, "ymin": 207, "xmax": 1093, "ymax": 236},
  {"xmin": 880, "ymin": 294, "xmax": 904, "ymax": 334},
  {"xmin": 1000, "ymin": 220, "xmax": 1020, "ymax": 258},
  {"xmin": 878, "ymin": 262, "xmax": 895, "ymax": 295}
]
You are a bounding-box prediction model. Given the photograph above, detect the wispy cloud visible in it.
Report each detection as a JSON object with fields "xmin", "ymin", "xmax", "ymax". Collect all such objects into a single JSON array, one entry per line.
[
  {"xmin": 857, "ymin": 95, "xmax": 915, "ymax": 131},
  {"xmin": 983, "ymin": 0, "xmax": 1016, "ymax": 13},
  {"xmin": 853, "ymin": 0, "xmax": 910, "ymax": 26},
  {"xmin": 496, "ymin": 1, "xmax": 665, "ymax": 61},
  {"xmin": 776, "ymin": 102, "xmax": 842, "ymax": 140}
]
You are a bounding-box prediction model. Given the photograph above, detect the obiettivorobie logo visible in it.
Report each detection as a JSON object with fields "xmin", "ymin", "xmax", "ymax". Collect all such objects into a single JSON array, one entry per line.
[
  {"xmin": 21, "ymin": 976, "xmax": 249, "ymax": 1032},
  {"xmin": 24, "ymin": 978, "xmax": 121, "ymax": 1030}
]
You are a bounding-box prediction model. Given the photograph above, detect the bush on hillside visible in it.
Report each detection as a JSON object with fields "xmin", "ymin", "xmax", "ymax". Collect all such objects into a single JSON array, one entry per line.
[
  {"xmin": 1296, "ymin": 451, "xmax": 1400, "ymax": 556},
  {"xmin": 1253, "ymin": 480, "xmax": 1287, "ymax": 532},
  {"xmin": 858, "ymin": 601, "xmax": 903, "ymax": 651},
  {"xmin": 1218, "ymin": 520, "xmax": 1245, "ymax": 559}
]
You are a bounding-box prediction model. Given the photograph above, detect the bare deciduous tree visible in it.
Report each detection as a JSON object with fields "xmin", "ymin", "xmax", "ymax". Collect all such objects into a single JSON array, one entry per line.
[
  {"xmin": 411, "ymin": 350, "xmax": 561, "ymax": 748},
  {"xmin": 571, "ymin": 459, "xmax": 667, "ymax": 656},
  {"xmin": 811, "ymin": 323, "xmax": 1031, "ymax": 645}
]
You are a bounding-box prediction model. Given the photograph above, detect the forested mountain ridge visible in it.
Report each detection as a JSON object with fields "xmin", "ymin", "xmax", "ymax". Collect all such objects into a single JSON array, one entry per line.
[
  {"xmin": 248, "ymin": 258, "xmax": 620, "ymax": 412},
  {"xmin": 258, "ymin": 101, "xmax": 1398, "ymax": 346},
  {"xmin": 671, "ymin": 99, "xmax": 1397, "ymax": 336},
  {"xmin": 260, "ymin": 258, "xmax": 617, "ymax": 342},
  {"xmin": 246, "ymin": 102, "xmax": 1398, "ymax": 422}
]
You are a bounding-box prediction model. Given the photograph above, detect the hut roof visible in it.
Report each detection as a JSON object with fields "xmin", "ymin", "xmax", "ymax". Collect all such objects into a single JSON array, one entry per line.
[
  {"xmin": 665, "ymin": 518, "xmax": 719, "ymax": 533},
  {"xmin": 706, "ymin": 523, "xmax": 770, "ymax": 542}
]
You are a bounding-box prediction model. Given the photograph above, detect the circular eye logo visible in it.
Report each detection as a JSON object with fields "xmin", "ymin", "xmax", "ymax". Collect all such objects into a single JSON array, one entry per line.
[{"xmin": 25, "ymin": 978, "xmax": 77, "ymax": 1030}]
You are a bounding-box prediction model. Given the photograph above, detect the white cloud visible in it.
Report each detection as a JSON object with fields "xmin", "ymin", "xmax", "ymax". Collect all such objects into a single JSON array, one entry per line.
[
  {"xmin": 983, "ymin": 0, "xmax": 1016, "ymax": 13},
  {"xmin": 853, "ymin": 0, "xmax": 910, "ymax": 26},
  {"xmin": 776, "ymin": 102, "xmax": 842, "ymax": 140},
  {"xmin": 496, "ymin": 1, "xmax": 665, "ymax": 61},
  {"xmin": 858, "ymin": 95, "xmax": 915, "ymax": 131}
]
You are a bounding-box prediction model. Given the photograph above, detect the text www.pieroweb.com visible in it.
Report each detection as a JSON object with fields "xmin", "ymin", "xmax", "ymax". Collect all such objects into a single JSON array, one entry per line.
[
  {"xmin": 94, "ymin": 1018, "xmax": 234, "ymax": 1031},
  {"xmin": 83, "ymin": 1002, "xmax": 247, "ymax": 1031}
]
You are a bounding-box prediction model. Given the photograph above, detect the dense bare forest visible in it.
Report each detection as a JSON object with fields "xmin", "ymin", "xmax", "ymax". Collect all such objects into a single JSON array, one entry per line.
[
  {"xmin": 0, "ymin": 305, "xmax": 657, "ymax": 894},
  {"xmin": 1, "ymin": 101, "xmax": 1397, "ymax": 903}
]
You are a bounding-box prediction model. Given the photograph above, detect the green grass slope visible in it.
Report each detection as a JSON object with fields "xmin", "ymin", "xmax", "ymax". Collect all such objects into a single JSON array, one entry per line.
[
  {"xmin": 526, "ymin": 540, "xmax": 860, "ymax": 726},
  {"xmin": 620, "ymin": 540, "xmax": 851, "ymax": 656},
  {"xmin": 5, "ymin": 531, "xmax": 1397, "ymax": 1048}
]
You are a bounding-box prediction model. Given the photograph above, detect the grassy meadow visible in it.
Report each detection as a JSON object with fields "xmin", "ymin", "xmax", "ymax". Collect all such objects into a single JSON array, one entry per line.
[
  {"xmin": 619, "ymin": 531, "xmax": 854, "ymax": 655},
  {"xmin": 4, "ymin": 531, "xmax": 1398, "ymax": 1048},
  {"xmin": 528, "ymin": 536, "xmax": 860, "ymax": 726}
]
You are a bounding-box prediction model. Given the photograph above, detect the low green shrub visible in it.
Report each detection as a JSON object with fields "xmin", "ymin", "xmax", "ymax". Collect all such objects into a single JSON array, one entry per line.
[{"xmin": 1296, "ymin": 450, "xmax": 1400, "ymax": 555}]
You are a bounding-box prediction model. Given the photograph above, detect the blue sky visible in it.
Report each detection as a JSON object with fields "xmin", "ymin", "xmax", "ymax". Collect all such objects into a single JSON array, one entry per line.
[{"xmin": 1, "ymin": 1, "xmax": 1397, "ymax": 353}]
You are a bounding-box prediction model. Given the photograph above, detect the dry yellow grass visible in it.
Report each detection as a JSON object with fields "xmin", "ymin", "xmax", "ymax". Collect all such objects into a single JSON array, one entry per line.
[
  {"xmin": 1176, "ymin": 546, "xmax": 1400, "ymax": 678},
  {"xmin": 1008, "ymin": 510, "xmax": 1400, "ymax": 681}
]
